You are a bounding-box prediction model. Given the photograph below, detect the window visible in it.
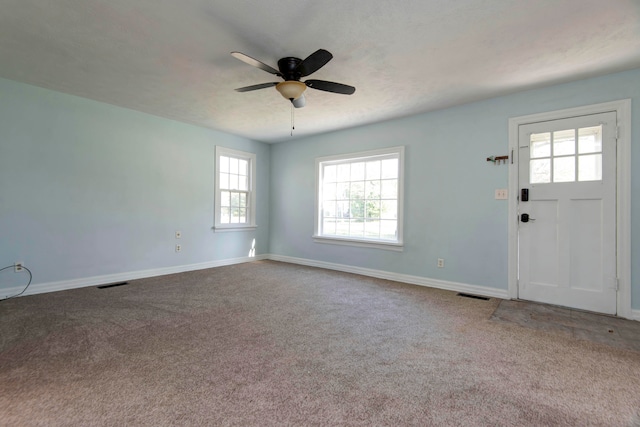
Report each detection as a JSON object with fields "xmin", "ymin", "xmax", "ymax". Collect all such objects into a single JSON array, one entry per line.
[
  {"xmin": 529, "ymin": 125, "xmax": 603, "ymax": 184},
  {"xmin": 214, "ymin": 146, "xmax": 256, "ymax": 231},
  {"xmin": 314, "ymin": 146, "xmax": 404, "ymax": 250}
]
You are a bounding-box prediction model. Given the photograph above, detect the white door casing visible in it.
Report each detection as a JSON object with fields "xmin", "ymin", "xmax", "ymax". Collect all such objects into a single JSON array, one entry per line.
[
  {"xmin": 508, "ymin": 100, "xmax": 631, "ymax": 319},
  {"xmin": 518, "ymin": 112, "xmax": 616, "ymax": 314}
]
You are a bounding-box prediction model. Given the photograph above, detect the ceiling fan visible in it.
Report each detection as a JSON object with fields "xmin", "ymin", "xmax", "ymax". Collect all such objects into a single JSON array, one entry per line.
[{"xmin": 231, "ymin": 49, "xmax": 355, "ymax": 108}]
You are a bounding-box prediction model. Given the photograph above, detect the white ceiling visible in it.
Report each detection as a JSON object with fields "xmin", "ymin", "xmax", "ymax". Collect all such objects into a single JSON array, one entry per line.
[{"xmin": 1, "ymin": 0, "xmax": 639, "ymax": 143}]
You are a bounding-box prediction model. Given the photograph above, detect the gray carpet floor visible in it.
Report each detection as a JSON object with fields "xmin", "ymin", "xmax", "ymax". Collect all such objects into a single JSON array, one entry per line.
[{"xmin": 1, "ymin": 260, "xmax": 639, "ymax": 426}]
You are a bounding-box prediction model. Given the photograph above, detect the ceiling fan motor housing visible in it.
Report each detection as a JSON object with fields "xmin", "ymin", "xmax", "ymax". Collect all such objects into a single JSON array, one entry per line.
[{"xmin": 277, "ymin": 57, "xmax": 303, "ymax": 81}]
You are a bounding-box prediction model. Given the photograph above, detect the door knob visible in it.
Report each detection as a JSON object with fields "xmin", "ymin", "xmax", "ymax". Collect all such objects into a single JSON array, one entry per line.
[{"xmin": 521, "ymin": 213, "xmax": 535, "ymax": 223}]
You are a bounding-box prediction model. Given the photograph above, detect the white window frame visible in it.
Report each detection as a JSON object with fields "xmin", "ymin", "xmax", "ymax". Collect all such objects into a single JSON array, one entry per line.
[
  {"xmin": 214, "ymin": 146, "xmax": 257, "ymax": 232},
  {"xmin": 314, "ymin": 146, "xmax": 404, "ymax": 251}
]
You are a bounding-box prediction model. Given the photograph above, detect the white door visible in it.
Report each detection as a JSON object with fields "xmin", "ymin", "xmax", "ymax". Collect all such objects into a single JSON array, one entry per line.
[{"xmin": 518, "ymin": 112, "xmax": 617, "ymax": 314}]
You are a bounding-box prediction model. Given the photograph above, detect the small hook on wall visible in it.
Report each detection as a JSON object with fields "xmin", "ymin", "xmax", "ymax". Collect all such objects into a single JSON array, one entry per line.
[{"xmin": 487, "ymin": 155, "xmax": 509, "ymax": 165}]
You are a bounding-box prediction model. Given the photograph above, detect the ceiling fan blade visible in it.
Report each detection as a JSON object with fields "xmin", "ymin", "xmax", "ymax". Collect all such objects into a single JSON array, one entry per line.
[
  {"xmin": 234, "ymin": 82, "xmax": 278, "ymax": 92},
  {"xmin": 296, "ymin": 49, "xmax": 333, "ymax": 77},
  {"xmin": 305, "ymin": 80, "xmax": 355, "ymax": 95},
  {"xmin": 292, "ymin": 95, "xmax": 306, "ymax": 108},
  {"xmin": 231, "ymin": 52, "xmax": 281, "ymax": 76}
]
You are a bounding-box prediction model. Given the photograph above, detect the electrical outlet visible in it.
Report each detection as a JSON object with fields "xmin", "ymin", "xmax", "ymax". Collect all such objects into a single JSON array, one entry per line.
[
  {"xmin": 495, "ymin": 189, "xmax": 508, "ymax": 200},
  {"xmin": 175, "ymin": 231, "xmax": 181, "ymax": 239},
  {"xmin": 175, "ymin": 244, "xmax": 181, "ymax": 252},
  {"xmin": 437, "ymin": 258, "xmax": 444, "ymax": 268},
  {"xmin": 14, "ymin": 262, "xmax": 23, "ymax": 273}
]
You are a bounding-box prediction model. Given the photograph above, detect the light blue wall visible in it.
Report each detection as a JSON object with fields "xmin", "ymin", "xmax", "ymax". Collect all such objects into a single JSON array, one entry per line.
[
  {"xmin": 0, "ymin": 78, "xmax": 270, "ymax": 289},
  {"xmin": 269, "ymin": 68, "xmax": 640, "ymax": 307},
  {"xmin": 2, "ymin": 68, "xmax": 638, "ymax": 308}
]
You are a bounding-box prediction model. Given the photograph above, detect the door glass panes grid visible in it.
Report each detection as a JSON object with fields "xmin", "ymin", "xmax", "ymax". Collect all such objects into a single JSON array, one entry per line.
[
  {"xmin": 219, "ymin": 155, "xmax": 249, "ymax": 224},
  {"xmin": 530, "ymin": 125, "xmax": 602, "ymax": 184},
  {"xmin": 321, "ymin": 156, "xmax": 398, "ymax": 240}
]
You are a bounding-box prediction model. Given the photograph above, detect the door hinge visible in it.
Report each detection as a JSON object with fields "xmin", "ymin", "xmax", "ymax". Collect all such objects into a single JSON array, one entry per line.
[{"xmin": 611, "ymin": 277, "xmax": 619, "ymax": 291}]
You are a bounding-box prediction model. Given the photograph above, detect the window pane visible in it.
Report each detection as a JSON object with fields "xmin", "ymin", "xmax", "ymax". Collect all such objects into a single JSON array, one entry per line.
[
  {"xmin": 238, "ymin": 159, "xmax": 248, "ymax": 176},
  {"xmin": 578, "ymin": 126, "xmax": 602, "ymax": 154},
  {"xmin": 380, "ymin": 200, "xmax": 397, "ymax": 219},
  {"xmin": 336, "ymin": 219, "xmax": 349, "ymax": 235},
  {"xmin": 238, "ymin": 208, "xmax": 246, "ymax": 223},
  {"xmin": 366, "ymin": 160, "xmax": 381, "ymax": 180},
  {"xmin": 229, "ymin": 158, "xmax": 239, "ymax": 174},
  {"xmin": 350, "ymin": 181, "xmax": 364, "ymax": 200},
  {"xmin": 381, "ymin": 179, "xmax": 398, "ymax": 199},
  {"xmin": 323, "ymin": 182, "xmax": 337, "ymax": 201},
  {"xmin": 220, "ymin": 156, "xmax": 230, "ymax": 173},
  {"xmin": 337, "ymin": 201, "xmax": 350, "ymax": 218},
  {"xmin": 220, "ymin": 207, "xmax": 230, "ymax": 224},
  {"xmin": 231, "ymin": 208, "xmax": 240, "ymax": 223},
  {"xmin": 350, "ymin": 200, "xmax": 364, "ymax": 219},
  {"xmin": 351, "ymin": 162, "xmax": 365, "ymax": 181},
  {"xmin": 337, "ymin": 164, "xmax": 350, "ymax": 182},
  {"xmin": 553, "ymin": 129, "xmax": 575, "ymax": 156},
  {"xmin": 239, "ymin": 192, "xmax": 247, "ymax": 208},
  {"xmin": 578, "ymin": 154, "xmax": 602, "ymax": 181},
  {"xmin": 220, "ymin": 191, "xmax": 230, "ymax": 207},
  {"xmin": 349, "ymin": 219, "xmax": 365, "ymax": 237},
  {"xmin": 530, "ymin": 133, "xmax": 550, "ymax": 158},
  {"xmin": 230, "ymin": 192, "xmax": 240, "ymax": 207},
  {"xmin": 323, "ymin": 218, "xmax": 336, "ymax": 235},
  {"xmin": 336, "ymin": 183, "xmax": 350, "ymax": 199},
  {"xmin": 324, "ymin": 165, "xmax": 337, "ymax": 183},
  {"xmin": 366, "ymin": 200, "xmax": 380, "ymax": 219},
  {"xmin": 553, "ymin": 156, "xmax": 575, "ymax": 182},
  {"xmin": 323, "ymin": 201, "xmax": 337, "ymax": 218},
  {"xmin": 380, "ymin": 220, "xmax": 397, "ymax": 240},
  {"xmin": 239, "ymin": 176, "xmax": 248, "ymax": 191},
  {"xmin": 365, "ymin": 180, "xmax": 381, "ymax": 199},
  {"xmin": 381, "ymin": 159, "xmax": 398, "ymax": 179},
  {"xmin": 220, "ymin": 172, "xmax": 229, "ymax": 190},
  {"xmin": 229, "ymin": 174, "xmax": 239, "ymax": 190},
  {"xmin": 530, "ymin": 159, "xmax": 551, "ymax": 184},
  {"xmin": 365, "ymin": 220, "xmax": 380, "ymax": 237}
]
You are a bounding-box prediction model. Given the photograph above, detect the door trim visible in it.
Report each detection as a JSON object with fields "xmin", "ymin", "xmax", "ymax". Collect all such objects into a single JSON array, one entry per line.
[{"xmin": 508, "ymin": 99, "xmax": 631, "ymax": 318}]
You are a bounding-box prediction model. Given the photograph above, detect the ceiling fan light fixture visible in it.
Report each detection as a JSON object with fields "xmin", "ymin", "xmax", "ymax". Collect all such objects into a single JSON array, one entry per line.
[{"xmin": 276, "ymin": 81, "xmax": 306, "ymax": 100}]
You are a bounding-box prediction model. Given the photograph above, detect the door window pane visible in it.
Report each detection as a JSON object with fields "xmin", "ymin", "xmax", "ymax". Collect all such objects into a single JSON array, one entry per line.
[
  {"xmin": 530, "ymin": 159, "xmax": 551, "ymax": 183},
  {"xmin": 530, "ymin": 133, "xmax": 551, "ymax": 158},
  {"xmin": 553, "ymin": 157, "xmax": 575, "ymax": 182},
  {"xmin": 578, "ymin": 126, "xmax": 602, "ymax": 154},
  {"xmin": 553, "ymin": 129, "xmax": 575, "ymax": 156},
  {"xmin": 578, "ymin": 154, "xmax": 602, "ymax": 181}
]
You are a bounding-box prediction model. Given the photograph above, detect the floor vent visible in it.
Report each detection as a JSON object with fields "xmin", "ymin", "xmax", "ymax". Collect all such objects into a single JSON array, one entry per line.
[
  {"xmin": 97, "ymin": 282, "xmax": 129, "ymax": 289},
  {"xmin": 457, "ymin": 293, "xmax": 490, "ymax": 301}
]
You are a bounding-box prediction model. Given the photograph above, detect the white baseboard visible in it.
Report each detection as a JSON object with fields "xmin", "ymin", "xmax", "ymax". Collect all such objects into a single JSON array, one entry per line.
[
  {"xmin": 7, "ymin": 254, "xmax": 635, "ymax": 319},
  {"xmin": 1, "ymin": 254, "xmax": 269, "ymax": 300},
  {"xmin": 268, "ymin": 254, "xmax": 509, "ymax": 300}
]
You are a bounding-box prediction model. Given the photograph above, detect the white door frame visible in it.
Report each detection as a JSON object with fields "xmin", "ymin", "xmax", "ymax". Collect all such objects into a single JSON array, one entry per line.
[{"xmin": 508, "ymin": 99, "xmax": 632, "ymax": 319}]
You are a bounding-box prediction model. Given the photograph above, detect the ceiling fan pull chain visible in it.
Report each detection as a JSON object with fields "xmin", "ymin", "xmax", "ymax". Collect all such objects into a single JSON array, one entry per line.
[{"xmin": 291, "ymin": 102, "xmax": 295, "ymax": 136}]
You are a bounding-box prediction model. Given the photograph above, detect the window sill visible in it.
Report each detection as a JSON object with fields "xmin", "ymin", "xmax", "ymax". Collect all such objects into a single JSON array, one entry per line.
[
  {"xmin": 312, "ymin": 235, "xmax": 403, "ymax": 252},
  {"xmin": 213, "ymin": 225, "xmax": 257, "ymax": 233}
]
